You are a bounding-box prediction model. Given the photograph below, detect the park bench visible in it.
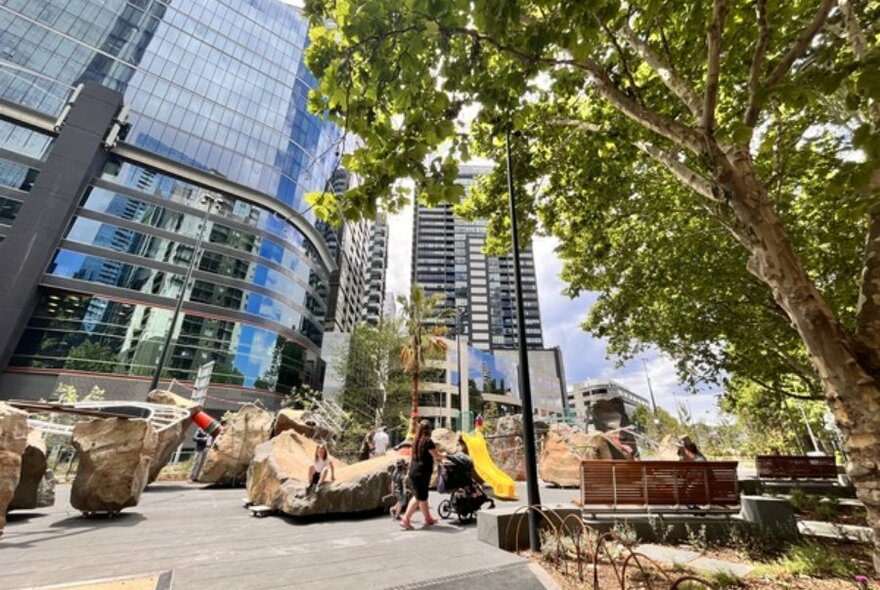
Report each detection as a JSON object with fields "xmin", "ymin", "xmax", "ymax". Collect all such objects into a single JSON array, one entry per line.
[
  {"xmin": 578, "ymin": 460, "xmax": 740, "ymax": 516},
  {"xmin": 755, "ymin": 455, "xmax": 838, "ymax": 481}
]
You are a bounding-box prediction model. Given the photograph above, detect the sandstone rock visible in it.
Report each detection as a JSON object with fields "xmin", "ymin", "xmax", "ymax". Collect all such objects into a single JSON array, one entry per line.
[
  {"xmin": 539, "ymin": 424, "xmax": 630, "ymax": 487},
  {"xmin": 247, "ymin": 430, "xmax": 396, "ymax": 517},
  {"xmin": 431, "ymin": 428, "xmax": 460, "ymax": 454},
  {"xmin": 146, "ymin": 389, "xmax": 200, "ymax": 412},
  {"xmin": 198, "ymin": 404, "xmax": 273, "ymax": 485},
  {"xmin": 10, "ymin": 430, "xmax": 50, "ymax": 510},
  {"xmin": 486, "ymin": 415, "xmax": 526, "ymax": 481},
  {"xmin": 273, "ymin": 408, "xmax": 332, "ymax": 441},
  {"xmin": 146, "ymin": 389, "xmax": 197, "ymax": 483},
  {"xmin": 71, "ymin": 418, "xmax": 158, "ymax": 513},
  {"xmin": 0, "ymin": 402, "xmax": 29, "ymax": 533}
]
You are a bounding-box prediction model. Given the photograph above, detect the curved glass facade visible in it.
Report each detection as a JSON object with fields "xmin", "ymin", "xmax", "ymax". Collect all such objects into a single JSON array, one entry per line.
[
  {"xmin": 0, "ymin": 0, "xmax": 341, "ymax": 395},
  {"xmin": 0, "ymin": 0, "xmax": 339, "ymax": 210}
]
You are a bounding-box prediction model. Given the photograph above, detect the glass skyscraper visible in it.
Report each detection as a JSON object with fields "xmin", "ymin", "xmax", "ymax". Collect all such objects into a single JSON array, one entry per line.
[{"xmin": 0, "ymin": 0, "xmax": 342, "ymax": 405}]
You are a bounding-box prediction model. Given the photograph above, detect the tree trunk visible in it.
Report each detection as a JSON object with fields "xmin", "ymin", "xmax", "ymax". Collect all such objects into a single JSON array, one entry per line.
[
  {"xmin": 719, "ymin": 147, "xmax": 880, "ymax": 570},
  {"xmin": 408, "ymin": 368, "xmax": 420, "ymax": 439}
]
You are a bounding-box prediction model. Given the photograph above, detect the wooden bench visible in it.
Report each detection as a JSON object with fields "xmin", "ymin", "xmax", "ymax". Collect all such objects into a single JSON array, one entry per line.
[
  {"xmin": 755, "ymin": 455, "xmax": 838, "ymax": 480},
  {"xmin": 579, "ymin": 460, "xmax": 739, "ymax": 515}
]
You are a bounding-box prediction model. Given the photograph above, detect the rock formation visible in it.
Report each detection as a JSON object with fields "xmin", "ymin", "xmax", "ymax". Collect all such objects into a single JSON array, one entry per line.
[
  {"xmin": 247, "ymin": 430, "xmax": 395, "ymax": 517},
  {"xmin": 145, "ymin": 390, "xmax": 195, "ymax": 484},
  {"xmin": 10, "ymin": 430, "xmax": 52, "ymax": 510},
  {"xmin": 483, "ymin": 415, "xmax": 548, "ymax": 481},
  {"xmin": 71, "ymin": 418, "xmax": 158, "ymax": 513},
  {"xmin": 539, "ymin": 424, "xmax": 631, "ymax": 487},
  {"xmin": 273, "ymin": 408, "xmax": 332, "ymax": 441},
  {"xmin": 0, "ymin": 402, "xmax": 29, "ymax": 533},
  {"xmin": 198, "ymin": 404, "xmax": 273, "ymax": 485},
  {"xmin": 431, "ymin": 428, "xmax": 460, "ymax": 454}
]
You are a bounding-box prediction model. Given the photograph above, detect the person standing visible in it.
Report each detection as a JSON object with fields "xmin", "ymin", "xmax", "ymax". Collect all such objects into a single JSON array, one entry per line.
[
  {"xmin": 373, "ymin": 426, "xmax": 389, "ymax": 456},
  {"xmin": 400, "ymin": 420, "xmax": 445, "ymax": 530},
  {"xmin": 358, "ymin": 428, "xmax": 375, "ymax": 461},
  {"xmin": 189, "ymin": 428, "xmax": 211, "ymax": 481}
]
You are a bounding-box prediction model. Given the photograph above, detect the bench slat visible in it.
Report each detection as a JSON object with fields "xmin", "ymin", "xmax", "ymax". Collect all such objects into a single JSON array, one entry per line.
[{"xmin": 755, "ymin": 455, "xmax": 837, "ymax": 480}]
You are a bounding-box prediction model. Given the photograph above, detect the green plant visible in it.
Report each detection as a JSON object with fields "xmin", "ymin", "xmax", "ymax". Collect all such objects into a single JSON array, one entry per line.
[
  {"xmin": 709, "ymin": 570, "xmax": 744, "ymax": 588},
  {"xmin": 611, "ymin": 520, "xmax": 638, "ymax": 548},
  {"xmin": 776, "ymin": 542, "xmax": 857, "ymax": 578},
  {"xmin": 685, "ymin": 524, "xmax": 710, "ymax": 551},
  {"xmin": 815, "ymin": 496, "xmax": 841, "ymax": 521},
  {"xmin": 727, "ymin": 521, "xmax": 789, "ymax": 560},
  {"xmin": 648, "ymin": 515, "xmax": 675, "ymax": 544}
]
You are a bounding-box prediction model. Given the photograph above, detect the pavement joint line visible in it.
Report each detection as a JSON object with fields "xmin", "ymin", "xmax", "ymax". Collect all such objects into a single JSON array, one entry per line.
[{"xmin": 383, "ymin": 562, "xmax": 527, "ymax": 589}]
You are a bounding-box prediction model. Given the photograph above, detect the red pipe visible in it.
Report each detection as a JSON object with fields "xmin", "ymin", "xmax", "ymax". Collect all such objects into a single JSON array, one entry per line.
[{"xmin": 193, "ymin": 410, "xmax": 222, "ymax": 437}]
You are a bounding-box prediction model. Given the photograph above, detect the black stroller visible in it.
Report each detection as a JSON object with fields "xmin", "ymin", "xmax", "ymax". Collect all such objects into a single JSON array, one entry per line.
[{"xmin": 437, "ymin": 453, "xmax": 495, "ymax": 523}]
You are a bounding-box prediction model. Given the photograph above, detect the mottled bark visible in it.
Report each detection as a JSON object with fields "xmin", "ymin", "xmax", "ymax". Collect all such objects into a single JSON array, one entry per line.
[{"xmin": 717, "ymin": 146, "xmax": 880, "ymax": 571}]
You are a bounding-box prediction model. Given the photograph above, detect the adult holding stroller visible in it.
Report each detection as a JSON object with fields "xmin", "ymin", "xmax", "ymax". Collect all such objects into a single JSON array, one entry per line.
[{"xmin": 400, "ymin": 420, "xmax": 445, "ymax": 530}]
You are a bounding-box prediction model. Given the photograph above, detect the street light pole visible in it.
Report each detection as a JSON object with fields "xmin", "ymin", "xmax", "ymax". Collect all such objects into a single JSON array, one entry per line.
[
  {"xmin": 148, "ymin": 193, "xmax": 219, "ymax": 392},
  {"xmin": 456, "ymin": 306, "xmax": 467, "ymax": 418},
  {"xmin": 505, "ymin": 127, "xmax": 542, "ymax": 552}
]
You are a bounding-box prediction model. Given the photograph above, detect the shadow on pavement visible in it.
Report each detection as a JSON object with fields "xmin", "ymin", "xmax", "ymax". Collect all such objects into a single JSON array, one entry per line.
[{"xmin": 50, "ymin": 512, "xmax": 146, "ymax": 528}]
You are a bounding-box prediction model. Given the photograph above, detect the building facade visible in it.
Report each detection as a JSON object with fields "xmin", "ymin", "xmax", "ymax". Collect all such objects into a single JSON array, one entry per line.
[
  {"xmin": 416, "ymin": 338, "xmax": 566, "ymax": 428},
  {"xmin": 0, "ymin": 0, "xmax": 341, "ymax": 409},
  {"xmin": 364, "ymin": 212, "xmax": 389, "ymax": 326},
  {"xmin": 411, "ymin": 165, "xmax": 543, "ymax": 351},
  {"xmin": 566, "ymin": 379, "xmax": 650, "ymax": 431}
]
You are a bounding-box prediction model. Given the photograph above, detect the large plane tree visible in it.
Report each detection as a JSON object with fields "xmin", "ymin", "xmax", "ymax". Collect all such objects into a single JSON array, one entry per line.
[{"xmin": 302, "ymin": 0, "xmax": 880, "ymax": 566}]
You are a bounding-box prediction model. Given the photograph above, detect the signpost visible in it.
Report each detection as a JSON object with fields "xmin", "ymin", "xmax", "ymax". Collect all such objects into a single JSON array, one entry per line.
[{"xmin": 191, "ymin": 361, "xmax": 214, "ymax": 406}]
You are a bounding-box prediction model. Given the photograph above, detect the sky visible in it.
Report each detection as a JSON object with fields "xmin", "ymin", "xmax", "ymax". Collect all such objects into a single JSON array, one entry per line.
[{"xmin": 384, "ymin": 200, "xmax": 724, "ymax": 424}]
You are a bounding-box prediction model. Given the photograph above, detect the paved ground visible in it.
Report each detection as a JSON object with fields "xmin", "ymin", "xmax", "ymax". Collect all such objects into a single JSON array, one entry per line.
[{"xmin": 1, "ymin": 483, "xmax": 563, "ymax": 590}]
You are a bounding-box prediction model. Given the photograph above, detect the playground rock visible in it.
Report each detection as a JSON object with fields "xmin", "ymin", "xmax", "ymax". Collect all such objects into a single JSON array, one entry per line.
[
  {"xmin": 248, "ymin": 432, "xmax": 396, "ymax": 517},
  {"xmin": 144, "ymin": 391, "xmax": 196, "ymax": 484},
  {"xmin": 71, "ymin": 418, "xmax": 158, "ymax": 513},
  {"xmin": 10, "ymin": 430, "xmax": 51, "ymax": 510},
  {"xmin": 486, "ymin": 415, "xmax": 526, "ymax": 480},
  {"xmin": 273, "ymin": 408, "xmax": 332, "ymax": 441},
  {"xmin": 199, "ymin": 404, "xmax": 273, "ymax": 485},
  {"xmin": 539, "ymin": 425, "xmax": 628, "ymax": 487},
  {"xmin": 431, "ymin": 428, "xmax": 459, "ymax": 454},
  {"xmin": 147, "ymin": 389, "xmax": 200, "ymax": 412},
  {"xmin": 0, "ymin": 402, "xmax": 29, "ymax": 533},
  {"xmin": 247, "ymin": 430, "xmax": 345, "ymax": 509}
]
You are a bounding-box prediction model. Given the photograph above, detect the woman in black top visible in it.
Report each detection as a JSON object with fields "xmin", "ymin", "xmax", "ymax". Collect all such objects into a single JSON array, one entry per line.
[{"xmin": 400, "ymin": 420, "xmax": 445, "ymax": 530}]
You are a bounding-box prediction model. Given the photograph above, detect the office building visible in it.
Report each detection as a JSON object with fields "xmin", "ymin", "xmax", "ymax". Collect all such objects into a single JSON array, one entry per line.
[
  {"xmin": 566, "ymin": 379, "xmax": 650, "ymax": 431},
  {"xmin": 0, "ymin": 0, "xmax": 342, "ymax": 409},
  {"xmin": 364, "ymin": 212, "xmax": 389, "ymax": 326},
  {"xmin": 411, "ymin": 165, "xmax": 543, "ymax": 350}
]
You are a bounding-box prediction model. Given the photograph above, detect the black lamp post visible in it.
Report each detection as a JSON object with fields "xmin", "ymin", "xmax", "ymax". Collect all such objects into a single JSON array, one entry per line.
[
  {"xmin": 505, "ymin": 127, "xmax": 542, "ymax": 552},
  {"xmin": 148, "ymin": 193, "xmax": 220, "ymax": 392},
  {"xmin": 456, "ymin": 306, "xmax": 467, "ymax": 419}
]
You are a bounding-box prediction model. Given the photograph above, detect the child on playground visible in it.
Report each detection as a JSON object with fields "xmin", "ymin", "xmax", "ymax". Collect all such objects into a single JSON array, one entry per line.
[{"xmin": 389, "ymin": 458, "xmax": 409, "ymax": 519}]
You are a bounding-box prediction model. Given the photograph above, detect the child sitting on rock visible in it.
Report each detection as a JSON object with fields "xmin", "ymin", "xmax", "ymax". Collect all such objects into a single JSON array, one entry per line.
[{"xmin": 306, "ymin": 443, "xmax": 335, "ymax": 495}]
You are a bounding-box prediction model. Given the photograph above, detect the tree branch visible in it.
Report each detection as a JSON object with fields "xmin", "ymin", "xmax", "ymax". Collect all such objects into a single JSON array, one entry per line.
[
  {"xmin": 635, "ymin": 141, "xmax": 717, "ymax": 201},
  {"xmin": 856, "ymin": 206, "xmax": 880, "ymax": 350},
  {"xmin": 837, "ymin": 0, "xmax": 870, "ymax": 60},
  {"xmin": 744, "ymin": 0, "xmax": 770, "ymax": 127},
  {"xmin": 596, "ymin": 17, "xmax": 645, "ymax": 106},
  {"xmin": 547, "ymin": 118, "xmax": 603, "ymax": 133},
  {"xmin": 703, "ymin": 0, "xmax": 728, "ymax": 133},
  {"xmin": 763, "ymin": 0, "xmax": 836, "ymax": 89},
  {"xmin": 749, "ymin": 376, "xmax": 824, "ymax": 401},
  {"xmin": 620, "ymin": 22, "xmax": 703, "ymax": 120}
]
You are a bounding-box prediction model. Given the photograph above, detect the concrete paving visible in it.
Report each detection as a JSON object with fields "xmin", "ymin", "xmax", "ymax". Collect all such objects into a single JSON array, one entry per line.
[
  {"xmin": 0, "ymin": 483, "xmax": 551, "ymax": 590},
  {"xmin": 634, "ymin": 544, "xmax": 754, "ymax": 577}
]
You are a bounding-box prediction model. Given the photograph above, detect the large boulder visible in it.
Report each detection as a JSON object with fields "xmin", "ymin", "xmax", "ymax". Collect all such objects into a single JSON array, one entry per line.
[
  {"xmin": 71, "ymin": 418, "xmax": 158, "ymax": 513},
  {"xmin": 247, "ymin": 431, "xmax": 395, "ymax": 517},
  {"xmin": 10, "ymin": 430, "xmax": 51, "ymax": 510},
  {"xmin": 539, "ymin": 424, "xmax": 630, "ymax": 487},
  {"xmin": 146, "ymin": 389, "xmax": 200, "ymax": 412},
  {"xmin": 0, "ymin": 402, "xmax": 29, "ymax": 533},
  {"xmin": 145, "ymin": 390, "xmax": 195, "ymax": 484},
  {"xmin": 431, "ymin": 428, "xmax": 459, "ymax": 454},
  {"xmin": 486, "ymin": 415, "xmax": 526, "ymax": 480},
  {"xmin": 273, "ymin": 408, "xmax": 332, "ymax": 441},
  {"xmin": 198, "ymin": 404, "xmax": 273, "ymax": 485}
]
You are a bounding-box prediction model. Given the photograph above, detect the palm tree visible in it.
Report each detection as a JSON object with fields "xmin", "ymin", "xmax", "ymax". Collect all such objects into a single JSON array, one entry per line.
[{"xmin": 397, "ymin": 285, "xmax": 453, "ymax": 438}]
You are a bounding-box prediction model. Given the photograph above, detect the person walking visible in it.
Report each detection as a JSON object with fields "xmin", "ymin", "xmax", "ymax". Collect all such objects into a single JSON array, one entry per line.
[
  {"xmin": 189, "ymin": 428, "xmax": 211, "ymax": 481},
  {"xmin": 400, "ymin": 420, "xmax": 445, "ymax": 530},
  {"xmin": 373, "ymin": 426, "xmax": 389, "ymax": 456}
]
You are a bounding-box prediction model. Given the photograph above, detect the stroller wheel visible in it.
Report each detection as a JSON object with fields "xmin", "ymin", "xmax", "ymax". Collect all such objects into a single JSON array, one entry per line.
[
  {"xmin": 438, "ymin": 499, "xmax": 451, "ymax": 520},
  {"xmin": 458, "ymin": 511, "xmax": 473, "ymax": 524}
]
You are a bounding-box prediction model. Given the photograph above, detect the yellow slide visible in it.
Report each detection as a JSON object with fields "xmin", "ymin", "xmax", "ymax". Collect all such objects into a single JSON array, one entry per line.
[{"xmin": 461, "ymin": 430, "xmax": 518, "ymax": 500}]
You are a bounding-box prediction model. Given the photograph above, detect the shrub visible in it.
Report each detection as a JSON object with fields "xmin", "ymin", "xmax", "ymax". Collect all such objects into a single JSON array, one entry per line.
[
  {"xmin": 709, "ymin": 570, "xmax": 745, "ymax": 588},
  {"xmin": 776, "ymin": 542, "xmax": 857, "ymax": 578},
  {"xmin": 814, "ymin": 496, "xmax": 840, "ymax": 521}
]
